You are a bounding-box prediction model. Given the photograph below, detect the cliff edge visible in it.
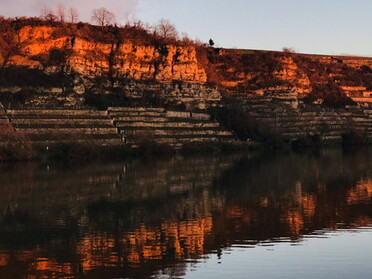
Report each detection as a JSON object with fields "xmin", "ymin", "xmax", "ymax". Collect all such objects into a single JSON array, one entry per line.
[{"xmin": 1, "ymin": 18, "xmax": 372, "ymax": 109}]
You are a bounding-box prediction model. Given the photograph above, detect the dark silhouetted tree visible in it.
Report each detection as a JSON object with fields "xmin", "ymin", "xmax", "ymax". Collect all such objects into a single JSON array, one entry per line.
[{"xmin": 209, "ymin": 38, "xmax": 215, "ymax": 47}]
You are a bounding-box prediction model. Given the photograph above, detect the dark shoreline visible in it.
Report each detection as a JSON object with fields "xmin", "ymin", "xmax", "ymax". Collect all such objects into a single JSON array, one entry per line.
[
  {"xmin": 0, "ymin": 140, "xmax": 260, "ymax": 163},
  {"xmin": 1, "ymin": 135, "xmax": 368, "ymax": 163}
]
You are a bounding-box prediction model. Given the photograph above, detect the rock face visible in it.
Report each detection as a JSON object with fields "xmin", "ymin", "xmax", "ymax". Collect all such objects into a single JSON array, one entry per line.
[
  {"xmin": 114, "ymin": 81, "xmax": 221, "ymax": 109},
  {"xmin": 2, "ymin": 22, "xmax": 372, "ymax": 109},
  {"xmin": 68, "ymin": 40, "xmax": 207, "ymax": 83},
  {"xmin": 0, "ymin": 24, "xmax": 215, "ymax": 108},
  {"xmin": 207, "ymin": 49, "xmax": 372, "ymax": 106},
  {"xmin": 8, "ymin": 26, "xmax": 207, "ymax": 83},
  {"xmin": 273, "ymin": 56, "xmax": 312, "ymax": 95}
]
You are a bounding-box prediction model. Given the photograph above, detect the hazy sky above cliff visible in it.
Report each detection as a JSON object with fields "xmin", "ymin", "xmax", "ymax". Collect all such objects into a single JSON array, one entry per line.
[{"xmin": 1, "ymin": 0, "xmax": 372, "ymax": 56}]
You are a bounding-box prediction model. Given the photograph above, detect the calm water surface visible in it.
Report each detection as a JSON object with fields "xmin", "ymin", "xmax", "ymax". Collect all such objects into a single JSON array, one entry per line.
[{"xmin": 0, "ymin": 149, "xmax": 371, "ymax": 279}]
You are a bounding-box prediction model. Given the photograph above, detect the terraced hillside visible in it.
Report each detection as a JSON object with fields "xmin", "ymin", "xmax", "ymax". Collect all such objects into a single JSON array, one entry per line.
[
  {"xmin": 240, "ymin": 98, "xmax": 372, "ymax": 142},
  {"xmin": 6, "ymin": 109, "xmax": 122, "ymax": 147},
  {"xmin": 108, "ymin": 107, "xmax": 235, "ymax": 147},
  {"xmin": 0, "ymin": 108, "xmax": 236, "ymax": 148},
  {"xmin": 0, "ymin": 105, "xmax": 11, "ymax": 130},
  {"xmin": 5, "ymin": 103, "xmax": 372, "ymax": 148}
]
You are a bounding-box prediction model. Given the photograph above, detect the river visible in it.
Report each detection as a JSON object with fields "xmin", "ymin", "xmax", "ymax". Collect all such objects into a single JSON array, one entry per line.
[{"xmin": 0, "ymin": 148, "xmax": 371, "ymax": 279}]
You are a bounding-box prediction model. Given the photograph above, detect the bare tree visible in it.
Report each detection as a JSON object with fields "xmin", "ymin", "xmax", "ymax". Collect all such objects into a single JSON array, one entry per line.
[
  {"xmin": 56, "ymin": 3, "xmax": 66, "ymax": 22},
  {"xmin": 68, "ymin": 7, "xmax": 79, "ymax": 23},
  {"xmin": 91, "ymin": 8, "xmax": 116, "ymax": 27},
  {"xmin": 155, "ymin": 19, "xmax": 178, "ymax": 40},
  {"xmin": 41, "ymin": 6, "xmax": 57, "ymax": 22}
]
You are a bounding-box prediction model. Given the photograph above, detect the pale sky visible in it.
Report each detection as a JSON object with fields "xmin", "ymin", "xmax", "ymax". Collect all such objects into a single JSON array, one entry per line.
[{"xmin": 1, "ymin": 0, "xmax": 371, "ymax": 56}]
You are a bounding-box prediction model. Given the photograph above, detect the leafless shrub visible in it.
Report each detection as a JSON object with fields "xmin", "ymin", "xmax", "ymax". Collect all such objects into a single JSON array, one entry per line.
[
  {"xmin": 40, "ymin": 6, "xmax": 57, "ymax": 22},
  {"xmin": 56, "ymin": 3, "xmax": 66, "ymax": 22},
  {"xmin": 68, "ymin": 7, "xmax": 79, "ymax": 23},
  {"xmin": 282, "ymin": 47, "xmax": 296, "ymax": 53},
  {"xmin": 154, "ymin": 18, "xmax": 178, "ymax": 41},
  {"xmin": 91, "ymin": 7, "xmax": 116, "ymax": 27}
]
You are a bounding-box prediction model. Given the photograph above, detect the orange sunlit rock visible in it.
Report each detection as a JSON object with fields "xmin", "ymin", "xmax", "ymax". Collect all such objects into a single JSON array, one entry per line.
[
  {"xmin": 74, "ymin": 217, "xmax": 213, "ymax": 271},
  {"xmin": 284, "ymin": 210, "xmax": 304, "ymax": 236},
  {"xmin": 347, "ymin": 180, "xmax": 372, "ymax": 205},
  {"xmin": 6, "ymin": 25, "xmax": 207, "ymax": 83},
  {"xmin": 299, "ymin": 195, "xmax": 316, "ymax": 219},
  {"xmin": 0, "ymin": 255, "xmax": 7, "ymax": 266}
]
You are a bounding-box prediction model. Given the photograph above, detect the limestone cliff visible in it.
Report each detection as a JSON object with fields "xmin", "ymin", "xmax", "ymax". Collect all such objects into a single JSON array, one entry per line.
[
  {"xmin": 208, "ymin": 49, "xmax": 372, "ymax": 106},
  {"xmin": 1, "ymin": 19, "xmax": 372, "ymax": 109},
  {"xmin": 0, "ymin": 21, "xmax": 214, "ymax": 108},
  {"xmin": 5, "ymin": 25, "xmax": 207, "ymax": 83}
]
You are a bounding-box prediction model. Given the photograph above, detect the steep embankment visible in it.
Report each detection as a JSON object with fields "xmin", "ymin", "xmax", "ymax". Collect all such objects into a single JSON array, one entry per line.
[
  {"xmin": 10, "ymin": 26, "xmax": 206, "ymax": 82},
  {"xmin": 1, "ymin": 18, "xmax": 372, "ymax": 110},
  {"xmin": 207, "ymin": 49, "xmax": 372, "ymax": 107},
  {"xmin": 0, "ymin": 19, "xmax": 218, "ymax": 109}
]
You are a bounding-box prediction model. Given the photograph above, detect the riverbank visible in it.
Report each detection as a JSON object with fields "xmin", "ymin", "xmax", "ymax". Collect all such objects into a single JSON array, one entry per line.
[
  {"xmin": 33, "ymin": 140, "xmax": 258, "ymax": 162},
  {"xmin": 1, "ymin": 131, "xmax": 366, "ymax": 163}
]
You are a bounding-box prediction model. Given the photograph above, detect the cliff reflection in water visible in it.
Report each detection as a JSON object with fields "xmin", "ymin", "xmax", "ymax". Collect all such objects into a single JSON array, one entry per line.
[{"xmin": 0, "ymin": 149, "xmax": 371, "ymax": 278}]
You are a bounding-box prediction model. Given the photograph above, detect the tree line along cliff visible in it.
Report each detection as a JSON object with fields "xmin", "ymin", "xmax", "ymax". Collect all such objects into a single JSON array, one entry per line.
[{"xmin": 1, "ymin": 17, "xmax": 372, "ymax": 109}]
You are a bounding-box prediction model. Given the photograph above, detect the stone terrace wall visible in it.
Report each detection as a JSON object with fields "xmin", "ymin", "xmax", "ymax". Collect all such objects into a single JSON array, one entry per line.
[
  {"xmin": 6, "ymin": 109, "xmax": 122, "ymax": 147},
  {"xmin": 0, "ymin": 104, "xmax": 11, "ymax": 129},
  {"xmin": 8, "ymin": 102, "xmax": 372, "ymax": 148},
  {"xmin": 242, "ymin": 98, "xmax": 372, "ymax": 142},
  {"xmin": 108, "ymin": 107, "xmax": 235, "ymax": 147},
  {"xmin": 2, "ymin": 107, "xmax": 235, "ymax": 148}
]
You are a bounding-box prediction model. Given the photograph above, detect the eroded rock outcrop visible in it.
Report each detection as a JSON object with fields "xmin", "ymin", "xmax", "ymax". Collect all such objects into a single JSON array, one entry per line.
[
  {"xmin": 0, "ymin": 23, "xmax": 214, "ymax": 108},
  {"xmin": 2, "ymin": 20, "xmax": 372, "ymax": 109},
  {"xmin": 5, "ymin": 26, "xmax": 207, "ymax": 83}
]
